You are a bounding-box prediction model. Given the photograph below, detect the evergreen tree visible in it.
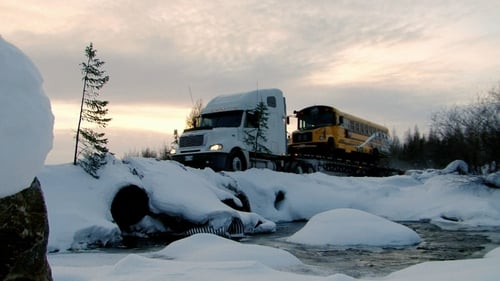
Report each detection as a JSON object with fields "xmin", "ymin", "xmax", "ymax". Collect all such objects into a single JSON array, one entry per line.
[
  {"xmin": 244, "ymin": 100, "xmax": 271, "ymax": 155},
  {"xmin": 389, "ymin": 128, "xmax": 402, "ymax": 154},
  {"xmin": 74, "ymin": 42, "xmax": 111, "ymax": 178}
]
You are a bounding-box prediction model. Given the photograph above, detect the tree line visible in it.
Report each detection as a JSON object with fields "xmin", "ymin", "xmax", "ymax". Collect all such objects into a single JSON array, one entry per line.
[{"xmin": 389, "ymin": 86, "xmax": 499, "ymax": 173}]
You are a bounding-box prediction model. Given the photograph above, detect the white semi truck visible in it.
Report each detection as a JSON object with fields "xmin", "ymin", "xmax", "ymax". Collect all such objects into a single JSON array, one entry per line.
[{"xmin": 171, "ymin": 88, "xmax": 288, "ymax": 171}]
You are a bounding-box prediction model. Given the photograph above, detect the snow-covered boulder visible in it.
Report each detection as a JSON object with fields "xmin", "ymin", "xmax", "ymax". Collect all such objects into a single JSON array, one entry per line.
[
  {"xmin": 0, "ymin": 36, "xmax": 54, "ymax": 198},
  {"xmin": 286, "ymin": 208, "xmax": 421, "ymax": 246},
  {"xmin": 155, "ymin": 233, "xmax": 302, "ymax": 269},
  {"xmin": 0, "ymin": 36, "xmax": 54, "ymax": 281}
]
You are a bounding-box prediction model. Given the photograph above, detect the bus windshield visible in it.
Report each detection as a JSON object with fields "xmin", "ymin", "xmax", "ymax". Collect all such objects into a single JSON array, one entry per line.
[
  {"xmin": 199, "ymin": 110, "xmax": 243, "ymax": 128},
  {"xmin": 297, "ymin": 106, "xmax": 335, "ymax": 130}
]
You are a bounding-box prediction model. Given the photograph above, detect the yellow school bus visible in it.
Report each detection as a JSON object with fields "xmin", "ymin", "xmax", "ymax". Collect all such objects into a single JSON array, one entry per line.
[{"xmin": 288, "ymin": 105, "xmax": 390, "ymax": 161}]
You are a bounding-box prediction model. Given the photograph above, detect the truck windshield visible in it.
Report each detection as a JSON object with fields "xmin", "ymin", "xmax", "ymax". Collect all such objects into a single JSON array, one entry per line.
[
  {"xmin": 199, "ymin": 110, "xmax": 243, "ymax": 128},
  {"xmin": 297, "ymin": 106, "xmax": 335, "ymax": 130}
]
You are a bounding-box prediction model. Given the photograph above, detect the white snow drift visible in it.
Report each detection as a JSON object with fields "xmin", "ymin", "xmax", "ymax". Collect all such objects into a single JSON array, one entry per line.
[
  {"xmin": 286, "ymin": 208, "xmax": 421, "ymax": 246},
  {"xmin": 0, "ymin": 36, "xmax": 54, "ymax": 198},
  {"xmin": 155, "ymin": 233, "xmax": 302, "ymax": 269}
]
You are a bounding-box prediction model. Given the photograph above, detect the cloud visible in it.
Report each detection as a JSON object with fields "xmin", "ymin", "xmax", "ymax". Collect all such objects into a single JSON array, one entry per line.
[
  {"xmin": 9, "ymin": 1, "xmax": 497, "ymax": 101},
  {"xmin": 3, "ymin": 0, "xmax": 500, "ymax": 162}
]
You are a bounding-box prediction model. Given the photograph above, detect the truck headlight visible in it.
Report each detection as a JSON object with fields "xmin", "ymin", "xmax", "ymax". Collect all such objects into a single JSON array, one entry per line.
[
  {"xmin": 170, "ymin": 148, "xmax": 177, "ymax": 154},
  {"xmin": 209, "ymin": 144, "xmax": 223, "ymax": 151}
]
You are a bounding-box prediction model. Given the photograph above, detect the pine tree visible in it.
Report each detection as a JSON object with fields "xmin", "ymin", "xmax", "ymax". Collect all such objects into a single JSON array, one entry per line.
[
  {"xmin": 244, "ymin": 100, "xmax": 271, "ymax": 155},
  {"xmin": 74, "ymin": 42, "xmax": 111, "ymax": 178}
]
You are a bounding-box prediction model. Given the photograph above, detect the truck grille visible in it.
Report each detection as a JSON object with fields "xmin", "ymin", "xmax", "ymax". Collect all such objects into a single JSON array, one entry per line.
[
  {"xmin": 292, "ymin": 132, "xmax": 312, "ymax": 143},
  {"xmin": 179, "ymin": 134, "xmax": 204, "ymax": 147}
]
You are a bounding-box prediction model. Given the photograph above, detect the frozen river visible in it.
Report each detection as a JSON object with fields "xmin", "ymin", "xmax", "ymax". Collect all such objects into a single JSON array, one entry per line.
[{"xmin": 49, "ymin": 221, "xmax": 500, "ymax": 279}]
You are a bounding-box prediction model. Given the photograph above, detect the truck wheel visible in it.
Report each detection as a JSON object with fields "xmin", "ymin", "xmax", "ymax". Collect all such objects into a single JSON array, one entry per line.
[{"xmin": 226, "ymin": 150, "xmax": 247, "ymax": 171}]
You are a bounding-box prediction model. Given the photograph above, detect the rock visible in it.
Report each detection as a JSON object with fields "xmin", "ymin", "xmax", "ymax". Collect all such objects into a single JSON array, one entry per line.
[{"xmin": 0, "ymin": 178, "xmax": 52, "ymax": 281}]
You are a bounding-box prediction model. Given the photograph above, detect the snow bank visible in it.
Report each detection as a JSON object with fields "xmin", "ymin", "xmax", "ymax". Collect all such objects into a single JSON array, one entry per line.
[
  {"xmin": 0, "ymin": 36, "xmax": 53, "ymax": 198},
  {"xmin": 384, "ymin": 253, "xmax": 500, "ymax": 281},
  {"xmin": 38, "ymin": 157, "xmax": 275, "ymax": 252},
  {"xmin": 286, "ymin": 208, "xmax": 421, "ymax": 246},
  {"xmin": 484, "ymin": 247, "xmax": 500, "ymax": 259},
  {"xmin": 39, "ymin": 157, "xmax": 500, "ymax": 251},
  {"xmin": 229, "ymin": 168, "xmax": 500, "ymax": 226},
  {"xmin": 155, "ymin": 233, "xmax": 302, "ymax": 269}
]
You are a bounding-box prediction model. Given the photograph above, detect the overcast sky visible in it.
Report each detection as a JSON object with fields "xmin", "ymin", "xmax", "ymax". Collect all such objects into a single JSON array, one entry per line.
[{"xmin": 2, "ymin": 0, "xmax": 500, "ymax": 164}]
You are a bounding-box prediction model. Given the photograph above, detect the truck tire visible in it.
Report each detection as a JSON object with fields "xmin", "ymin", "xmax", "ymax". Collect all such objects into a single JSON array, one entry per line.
[{"xmin": 226, "ymin": 150, "xmax": 247, "ymax": 171}]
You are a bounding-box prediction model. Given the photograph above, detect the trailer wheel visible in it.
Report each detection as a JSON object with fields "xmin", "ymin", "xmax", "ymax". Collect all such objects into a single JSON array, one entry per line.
[
  {"xmin": 305, "ymin": 164, "xmax": 316, "ymax": 173},
  {"xmin": 287, "ymin": 161, "xmax": 304, "ymax": 174},
  {"xmin": 226, "ymin": 150, "xmax": 247, "ymax": 171},
  {"xmin": 328, "ymin": 137, "xmax": 336, "ymax": 155}
]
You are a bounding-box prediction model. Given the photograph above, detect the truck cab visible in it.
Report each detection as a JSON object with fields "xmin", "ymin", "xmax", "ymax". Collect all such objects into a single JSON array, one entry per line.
[{"xmin": 171, "ymin": 89, "xmax": 287, "ymax": 171}]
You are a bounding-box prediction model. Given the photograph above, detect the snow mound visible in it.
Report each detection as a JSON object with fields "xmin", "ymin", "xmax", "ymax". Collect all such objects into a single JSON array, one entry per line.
[
  {"xmin": 0, "ymin": 36, "xmax": 54, "ymax": 198},
  {"xmin": 155, "ymin": 233, "xmax": 302, "ymax": 269},
  {"xmin": 286, "ymin": 208, "xmax": 421, "ymax": 246},
  {"xmin": 484, "ymin": 247, "xmax": 500, "ymax": 259},
  {"xmin": 484, "ymin": 172, "xmax": 500, "ymax": 188},
  {"xmin": 406, "ymin": 160, "xmax": 469, "ymax": 181},
  {"xmin": 441, "ymin": 160, "xmax": 469, "ymax": 174},
  {"xmin": 385, "ymin": 254, "xmax": 500, "ymax": 281}
]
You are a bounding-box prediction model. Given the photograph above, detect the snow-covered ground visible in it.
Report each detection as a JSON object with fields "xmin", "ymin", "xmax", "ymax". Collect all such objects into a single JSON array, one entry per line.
[{"xmin": 38, "ymin": 157, "xmax": 500, "ymax": 280}]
